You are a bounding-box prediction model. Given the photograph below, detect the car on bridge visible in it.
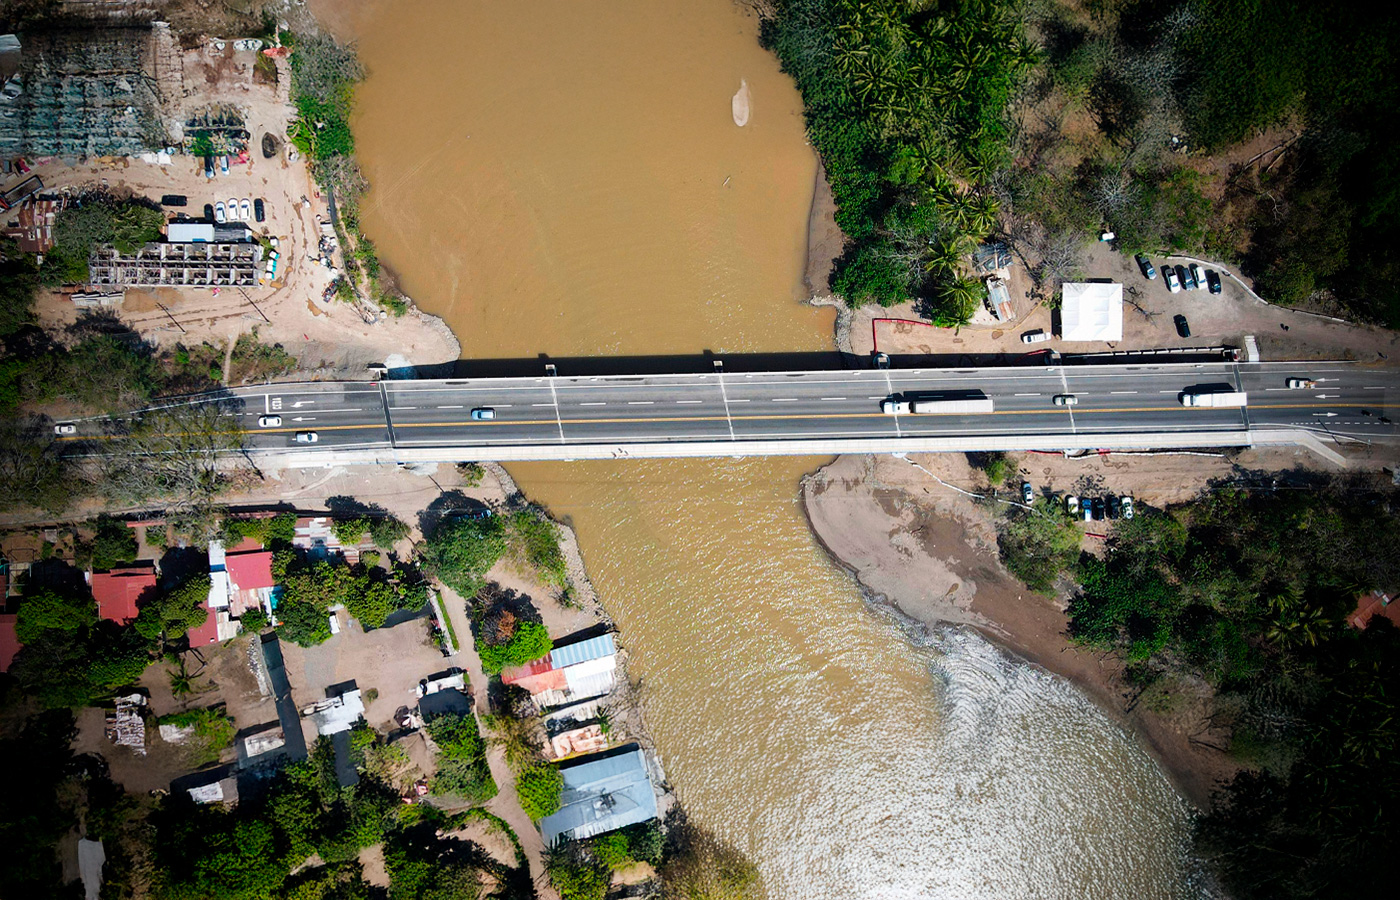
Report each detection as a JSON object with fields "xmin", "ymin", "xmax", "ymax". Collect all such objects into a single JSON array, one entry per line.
[
  {"xmin": 1053, "ymin": 394, "xmax": 1077, "ymax": 406},
  {"xmin": 1287, "ymin": 378, "xmax": 1316, "ymax": 389},
  {"xmin": 295, "ymin": 432, "xmax": 318, "ymax": 443},
  {"xmin": 53, "ymin": 422, "xmax": 77, "ymax": 435},
  {"xmin": 471, "ymin": 407, "xmax": 496, "ymax": 420},
  {"xmin": 258, "ymin": 415, "xmax": 281, "ymax": 427}
]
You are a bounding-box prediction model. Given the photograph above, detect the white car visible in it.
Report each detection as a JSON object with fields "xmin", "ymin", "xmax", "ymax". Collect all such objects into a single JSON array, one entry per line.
[
  {"xmin": 228, "ymin": 197, "xmax": 240, "ymax": 220},
  {"xmin": 1053, "ymin": 394, "xmax": 1078, "ymax": 406},
  {"xmin": 1189, "ymin": 264, "xmax": 1205, "ymax": 289},
  {"xmin": 1286, "ymin": 378, "xmax": 1316, "ymax": 389},
  {"xmin": 214, "ymin": 201, "xmax": 226, "ymax": 223},
  {"xmin": 1021, "ymin": 330, "xmax": 1052, "ymax": 344},
  {"xmin": 257, "ymin": 415, "xmax": 281, "ymax": 427},
  {"xmin": 53, "ymin": 422, "xmax": 77, "ymax": 435},
  {"xmin": 1082, "ymin": 503, "xmax": 1093, "ymax": 522},
  {"xmin": 1164, "ymin": 267, "xmax": 1181, "ymax": 293},
  {"xmin": 1066, "ymin": 495, "xmax": 1079, "ymax": 516},
  {"xmin": 1021, "ymin": 481, "xmax": 1034, "ymax": 504},
  {"xmin": 1121, "ymin": 496, "xmax": 1135, "ymax": 520},
  {"xmin": 295, "ymin": 432, "xmax": 319, "ymax": 444},
  {"xmin": 240, "ymin": 198, "xmax": 251, "ymax": 221}
]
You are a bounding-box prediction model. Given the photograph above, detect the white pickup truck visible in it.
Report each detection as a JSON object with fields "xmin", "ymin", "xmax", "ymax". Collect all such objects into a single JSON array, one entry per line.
[{"xmin": 1179, "ymin": 391, "xmax": 1248, "ymax": 408}]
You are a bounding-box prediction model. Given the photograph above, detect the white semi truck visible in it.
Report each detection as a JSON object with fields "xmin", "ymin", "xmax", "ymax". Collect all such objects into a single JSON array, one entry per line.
[
  {"xmin": 1179, "ymin": 391, "xmax": 1248, "ymax": 407},
  {"xmin": 881, "ymin": 398, "xmax": 996, "ymax": 415}
]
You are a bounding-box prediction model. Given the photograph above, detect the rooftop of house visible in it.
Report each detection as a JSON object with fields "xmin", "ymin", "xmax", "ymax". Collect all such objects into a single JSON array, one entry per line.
[
  {"xmin": 225, "ymin": 550, "xmax": 275, "ymax": 591},
  {"xmin": 539, "ymin": 746, "xmax": 658, "ymax": 845},
  {"xmin": 89, "ymin": 566, "xmax": 157, "ymax": 623}
]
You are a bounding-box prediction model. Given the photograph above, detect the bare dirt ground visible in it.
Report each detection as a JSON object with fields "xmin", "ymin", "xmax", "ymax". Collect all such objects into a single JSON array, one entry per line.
[
  {"xmin": 801, "ymin": 447, "xmax": 1394, "ymax": 809},
  {"xmin": 21, "ymin": 46, "xmax": 458, "ymax": 380}
]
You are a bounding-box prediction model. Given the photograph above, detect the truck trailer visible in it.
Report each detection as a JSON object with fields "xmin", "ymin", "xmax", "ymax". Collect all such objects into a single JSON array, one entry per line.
[
  {"xmin": 1179, "ymin": 391, "xmax": 1248, "ymax": 407},
  {"xmin": 881, "ymin": 398, "xmax": 996, "ymax": 415}
]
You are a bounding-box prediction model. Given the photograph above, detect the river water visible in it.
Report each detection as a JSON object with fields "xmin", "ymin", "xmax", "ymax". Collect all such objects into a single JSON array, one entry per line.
[{"xmin": 338, "ymin": 1, "xmax": 1202, "ymax": 896}]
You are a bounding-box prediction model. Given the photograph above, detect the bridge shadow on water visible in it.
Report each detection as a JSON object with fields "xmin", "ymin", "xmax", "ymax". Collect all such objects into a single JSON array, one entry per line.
[
  {"xmin": 391, "ymin": 347, "xmax": 1239, "ymax": 380},
  {"xmin": 400, "ymin": 349, "xmax": 1041, "ymax": 380}
]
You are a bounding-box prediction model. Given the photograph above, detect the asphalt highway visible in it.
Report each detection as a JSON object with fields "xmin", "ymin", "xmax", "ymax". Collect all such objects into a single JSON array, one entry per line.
[{"xmin": 184, "ymin": 359, "xmax": 1397, "ymax": 454}]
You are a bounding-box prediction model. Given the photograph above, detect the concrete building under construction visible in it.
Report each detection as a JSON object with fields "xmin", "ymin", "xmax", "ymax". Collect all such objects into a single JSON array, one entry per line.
[
  {"xmin": 88, "ymin": 240, "xmax": 263, "ymax": 288},
  {"xmin": 0, "ymin": 22, "xmax": 183, "ymax": 159}
]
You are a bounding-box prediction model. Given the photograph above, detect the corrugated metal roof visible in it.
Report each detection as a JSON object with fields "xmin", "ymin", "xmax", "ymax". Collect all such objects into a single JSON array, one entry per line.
[
  {"xmin": 549, "ymin": 633, "xmax": 615, "ymax": 668},
  {"xmin": 540, "ymin": 747, "xmax": 658, "ymax": 845}
]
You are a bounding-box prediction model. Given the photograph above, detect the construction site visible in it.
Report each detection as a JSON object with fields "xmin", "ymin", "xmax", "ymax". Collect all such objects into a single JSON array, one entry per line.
[
  {"xmin": 0, "ymin": 23, "xmax": 183, "ymax": 159},
  {"xmin": 88, "ymin": 240, "xmax": 264, "ymax": 288}
]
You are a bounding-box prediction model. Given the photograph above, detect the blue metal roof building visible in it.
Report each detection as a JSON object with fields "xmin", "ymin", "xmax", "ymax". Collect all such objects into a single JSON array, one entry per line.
[
  {"xmin": 549, "ymin": 632, "xmax": 615, "ymax": 668},
  {"xmin": 539, "ymin": 745, "xmax": 658, "ymax": 845}
]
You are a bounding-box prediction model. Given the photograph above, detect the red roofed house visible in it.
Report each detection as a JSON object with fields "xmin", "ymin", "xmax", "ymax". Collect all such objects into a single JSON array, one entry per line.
[
  {"xmin": 90, "ymin": 567, "xmax": 158, "ymax": 624},
  {"xmin": 0, "ymin": 613, "xmax": 20, "ymax": 673},
  {"xmin": 187, "ymin": 600, "xmax": 220, "ymax": 648},
  {"xmin": 226, "ymin": 550, "xmax": 275, "ymax": 617}
]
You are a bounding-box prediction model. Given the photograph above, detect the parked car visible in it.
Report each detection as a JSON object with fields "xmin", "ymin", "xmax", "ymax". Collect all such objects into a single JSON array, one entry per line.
[
  {"xmin": 294, "ymin": 432, "xmax": 318, "ymax": 444},
  {"xmin": 204, "ymin": 156, "xmax": 214, "ymax": 179},
  {"xmin": 219, "ymin": 155, "xmax": 229, "ymax": 175},
  {"xmin": 1107, "ymin": 495, "xmax": 1122, "ymax": 519},
  {"xmin": 214, "ymin": 201, "xmax": 227, "ymax": 223},
  {"xmin": 257, "ymin": 415, "xmax": 281, "ymax": 427},
  {"xmin": 254, "ymin": 197, "xmax": 265, "ymax": 222},
  {"xmin": 1091, "ymin": 497, "xmax": 1106, "ymax": 520},
  {"xmin": 160, "ymin": 194, "xmax": 187, "ymax": 207},
  {"xmin": 1205, "ymin": 269, "xmax": 1222, "ymax": 294},
  {"xmin": 1287, "ymin": 378, "xmax": 1317, "ymax": 389},
  {"xmin": 1163, "ymin": 266, "xmax": 1181, "ymax": 293},
  {"xmin": 239, "ymin": 198, "xmax": 251, "ymax": 221},
  {"xmin": 1177, "ymin": 264, "xmax": 1196, "ymax": 291},
  {"xmin": 1022, "ymin": 481, "xmax": 1034, "ymax": 504},
  {"xmin": 470, "ymin": 407, "xmax": 496, "ymax": 421},
  {"xmin": 1021, "ymin": 329, "xmax": 1052, "ymax": 344},
  {"xmin": 1066, "ymin": 495, "xmax": 1080, "ymax": 516},
  {"xmin": 1053, "ymin": 394, "xmax": 1078, "ymax": 406},
  {"xmin": 53, "ymin": 422, "xmax": 77, "ymax": 435},
  {"xmin": 1135, "ymin": 254, "xmax": 1157, "ymax": 279},
  {"xmin": 1121, "ymin": 496, "xmax": 1135, "ymax": 520},
  {"xmin": 203, "ymin": 203, "xmax": 215, "ymax": 221},
  {"xmin": 1190, "ymin": 263, "xmax": 1205, "ymax": 290},
  {"xmin": 1083, "ymin": 503, "xmax": 1094, "ymax": 522},
  {"xmin": 1174, "ymin": 314, "xmax": 1191, "ymax": 338}
]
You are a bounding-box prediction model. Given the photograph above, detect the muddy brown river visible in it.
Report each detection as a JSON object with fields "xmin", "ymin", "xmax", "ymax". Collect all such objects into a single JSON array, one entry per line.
[{"xmin": 338, "ymin": 1, "xmax": 1204, "ymax": 895}]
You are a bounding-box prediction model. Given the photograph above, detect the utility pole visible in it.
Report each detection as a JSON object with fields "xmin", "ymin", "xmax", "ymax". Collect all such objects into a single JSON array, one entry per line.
[{"xmin": 237, "ymin": 287, "xmax": 271, "ymax": 324}]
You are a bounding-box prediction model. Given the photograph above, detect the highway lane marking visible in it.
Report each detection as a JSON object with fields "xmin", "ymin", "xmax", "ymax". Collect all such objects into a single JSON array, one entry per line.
[
  {"xmin": 545, "ymin": 376, "xmax": 566, "ymax": 444},
  {"xmin": 438, "ymin": 405, "xmax": 463, "ymax": 409},
  {"xmin": 580, "ymin": 402, "xmax": 606, "ymax": 406},
  {"xmin": 1365, "ymin": 386, "xmax": 1386, "ymax": 390},
  {"xmin": 1111, "ymin": 391, "xmax": 1138, "ymax": 395},
  {"xmin": 628, "ymin": 401, "xmax": 654, "ymax": 405},
  {"xmin": 730, "ymin": 398, "xmax": 750, "ymax": 403},
  {"xmin": 389, "ymin": 406, "xmax": 417, "ymax": 411},
  {"xmin": 772, "ymin": 398, "xmax": 798, "ymax": 402},
  {"xmin": 821, "ymin": 397, "xmax": 847, "ymax": 401},
  {"xmin": 1014, "ymin": 393, "xmax": 1040, "ymax": 397},
  {"xmin": 716, "ymin": 373, "xmax": 736, "ymax": 441},
  {"xmin": 531, "ymin": 403, "xmax": 552, "ymax": 407},
  {"xmin": 676, "ymin": 400, "xmax": 702, "ymax": 404}
]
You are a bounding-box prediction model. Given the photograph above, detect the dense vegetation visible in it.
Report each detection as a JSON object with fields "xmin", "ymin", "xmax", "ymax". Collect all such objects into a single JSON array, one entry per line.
[
  {"xmin": 514, "ymin": 762, "xmax": 563, "ymax": 820},
  {"xmin": 271, "ymin": 548, "xmax": 428, "ymax": 642},
  {"xmin": 763, "ymin": 0, "xmax": 1400, "ymax": 324},
  {"xmin": 1001, "ymin": 484, "xmax": 1400, "ymax": 898},
  {"xmin": 762, "ymin": 0, "xmax": 1034, "ymax": 322},
  {"xmin": 423, "ymin": 710, "xmax": 497, "ymax": 803},
  {"xmin": 422, "ymin": 508, "xmax": 571, "ymax": 599},
  {"xmin": 40, "ymin": 197, "xmax": 166, "ymax": 285}
]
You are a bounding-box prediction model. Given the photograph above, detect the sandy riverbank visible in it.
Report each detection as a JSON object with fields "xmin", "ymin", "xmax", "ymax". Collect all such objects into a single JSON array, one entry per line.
[{"xmin": 797, "ymin": 450, "xmax": 1299, "ymax": 808}]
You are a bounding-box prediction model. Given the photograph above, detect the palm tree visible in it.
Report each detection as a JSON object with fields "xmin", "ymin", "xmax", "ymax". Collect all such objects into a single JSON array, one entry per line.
[{"xmin": 933, "ymin": 277, "xmax": 983, "ymax": 327}]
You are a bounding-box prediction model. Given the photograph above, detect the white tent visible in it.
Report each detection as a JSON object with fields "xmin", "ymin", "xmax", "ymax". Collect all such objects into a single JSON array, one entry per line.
[{"xmin": 1061, "ymin": 282, "xmax": 1123, "ymax": 342}]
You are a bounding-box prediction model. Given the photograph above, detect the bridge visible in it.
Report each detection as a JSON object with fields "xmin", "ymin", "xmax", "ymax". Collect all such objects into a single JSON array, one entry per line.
[{"xmin": 157, "ymin": 357, "xmax": 1398, "ymax": 465}]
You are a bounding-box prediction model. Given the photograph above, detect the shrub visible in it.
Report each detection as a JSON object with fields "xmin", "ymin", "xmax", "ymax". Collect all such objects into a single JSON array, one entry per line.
[
  {"xmin": 997, "ymin": 503, "xmax": 1082, "ymax": 594},
  {"xmin": 507, "ymin": 508, "xmax": 568, "ymax": 588},
  {"xmin": 476, "ymin": 621, "xmax": 552, "ymax": 675},
  {"xmin": 420, "ymin": 515, "xmax": 508, "ymax": 597},
  {"xmin": 515, "ymin": 763, "xmax": 563, "ymax": 820},
  {"xmin": 424, "ymin": 711, "xmax": 496, "ymax": 803},
  {"xmin": 90, "ymin": 515, "xmax": 138, "ymax": 570}
]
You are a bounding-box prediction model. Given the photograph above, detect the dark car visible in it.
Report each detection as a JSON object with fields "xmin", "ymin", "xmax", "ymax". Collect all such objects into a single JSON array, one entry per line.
[
  {"xmin": 1174, "ymin": 314, "xmax": 1191, "ymax": 338},
  {"xmin": 254, "ymin": 197, "xmax": 265, "ymax": 222},
  {"xmin": 1176, "ymin": 264, "xmax": 1196, "ymax": 291},
  {"xmin": 160, "ymin": 194, "xmax": 187, "ymax": 207},
  {"xmin": 203, "ymin": 203, "xmax": 215, "ymax": 221},
  {"xmin": 1135, "ymin": 253, "xmax": 1157, "ymax": 280},
  {"xmin": 1205, "ymin": 269, "xmax": 1222, "ymax": 294},
  {"xmin": 1091, "ymin": 497, "xmax": 1106, "ymax": 520},
  {"xmin": 204, "ymin": 155, "xmax": 215, "ymax": 179},
  {"xmin": 1107, "ymin": 496, "xmax": 1122, "ymax": 519}
]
